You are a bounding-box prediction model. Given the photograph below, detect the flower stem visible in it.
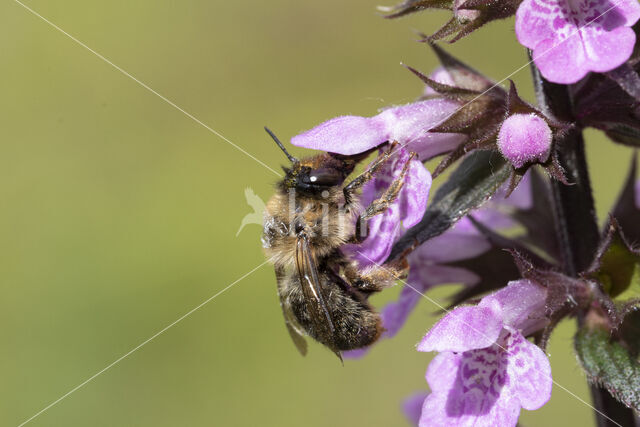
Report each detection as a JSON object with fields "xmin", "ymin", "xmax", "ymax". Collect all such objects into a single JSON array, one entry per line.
[
  {"xmin": 530, "ymin": 58, "xmax": 637, "ymax": 427},
  {"xmin": 530, "ymin": 66, "xmax": 599, "ymax": 274}
]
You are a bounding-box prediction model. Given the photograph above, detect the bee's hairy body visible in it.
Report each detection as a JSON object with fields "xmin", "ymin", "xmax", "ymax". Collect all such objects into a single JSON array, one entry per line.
[
  {"xmin": 261, "ymin": 133, "xmax": 412, "ymax": 359},
  {"xmin": 262, "ymin": 188, "xmax": 356, "ymax": 268},
  {"xmin": 278, "ymin": 264, "xmax": 382, "ymax": 350}
]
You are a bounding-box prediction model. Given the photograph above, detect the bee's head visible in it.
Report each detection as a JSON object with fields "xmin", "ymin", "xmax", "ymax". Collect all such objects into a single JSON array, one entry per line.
[
  {"xmin": 265, "ymin": 127, "xmax": 349, "ymax": 195},
  {"xmin": 282, "ymin": 157, "xmax": 348, "ymax": 193}
]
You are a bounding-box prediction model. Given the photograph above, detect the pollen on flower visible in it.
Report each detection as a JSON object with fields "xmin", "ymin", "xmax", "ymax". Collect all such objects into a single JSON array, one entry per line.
[{"xmin": 497, "ymin": 113, "xmax": 552, "ymax": 169}]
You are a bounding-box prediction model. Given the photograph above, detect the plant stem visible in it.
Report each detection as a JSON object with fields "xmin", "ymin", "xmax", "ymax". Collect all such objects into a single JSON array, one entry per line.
[
  {"xmin": 530, "ymin": 59, "xmax": 637, "ymax": 427},
  {"xmin": 550, "ymin": 131, "xmax": 600, "ymax": 275},
  {"xmin": 530, "ymin": 68, "xmax": 600, "ymax": 274}
]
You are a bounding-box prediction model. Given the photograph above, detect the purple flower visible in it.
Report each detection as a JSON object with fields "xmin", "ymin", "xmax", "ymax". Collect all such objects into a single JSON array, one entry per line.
[
  {"xmin": 416, "ymin": 279, "xmax": 552, "ymax": 427},
  {"xmin": 380, "ymin": 229, "xmax": 490, "ymax": 338},
  {"xmin": 291, "ymin": 100, "xmax": 465, "ymax": 264},
  {"xmin": 378, "ymin": 173, "xmax": 532, "ymax": 340},
  {"xmin": 516, "ymin": 0, "xmax": 640, "ymax": 84},
  {"xmin": 403, "ymin": 392, "xmax": 430, "ymax": 425},
  {"xmin": 497, "ymin": 113, "xmax": 553, "ymax": 168},
  {"xmin": 291, "ymin": 99, "xmax": 465, "ymax": 159},
  {"xmin": 342, "ymin": 173, "xmax": 533, "ymax": 360},
  {"xmin": 343, "ymin": 148, "xmax": 432, "ymax": 265}
]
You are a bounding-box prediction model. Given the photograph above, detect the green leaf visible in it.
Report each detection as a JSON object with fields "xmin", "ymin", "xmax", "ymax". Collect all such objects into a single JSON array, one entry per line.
[
  {"xmin": 597, "ymin": 235, "xmax": 640, "ymax": 299},
  {"xmin": 388, "ymin": 150, "xmax": 510, "ymax": 260},
  {"xmin": 588, "ymin": 220, "xmax": 640, "ymax": 303},
  {"xmin": 575, "ymin": 312, "xmax": 640, "ymax": 411}
]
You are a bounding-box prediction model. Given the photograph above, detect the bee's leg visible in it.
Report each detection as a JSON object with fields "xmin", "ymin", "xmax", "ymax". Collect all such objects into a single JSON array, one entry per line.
[
  {"xmin": 343, "ymin": 141, "xmax": 398, "ymax": 206},
  {"xmin": 359, "ymin": 151, "xmax": 417, "ymax": 221},
  {"xmin": 347, "ymin": 151, "xmax": 417, "ymax": 244},
  {"xmin": 345, "ymin": 261, "xmax": 408, "ymax": 294},
  {"xmin": 346, "ymin": 215, "xmax": 368, "ymax": 244}
]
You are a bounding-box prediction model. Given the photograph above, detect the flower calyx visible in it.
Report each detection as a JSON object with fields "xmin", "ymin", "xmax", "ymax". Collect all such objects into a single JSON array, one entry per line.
[
  {"xmin": 381, "ymin": 0, "xmax": 523, "ymax": 43},
  {"xmin": 407, "ymin": 45, "xmax": 571, "ymax": 193}
]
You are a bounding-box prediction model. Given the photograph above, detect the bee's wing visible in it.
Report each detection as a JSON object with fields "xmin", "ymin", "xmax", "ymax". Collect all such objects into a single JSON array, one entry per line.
[
  {"xmin": 295, "ymin": 234, "xmax": 342, "ymax": 360},
  {"xmin": 275, "ymin": 265, "xmax": 308, "ymax": 356}
]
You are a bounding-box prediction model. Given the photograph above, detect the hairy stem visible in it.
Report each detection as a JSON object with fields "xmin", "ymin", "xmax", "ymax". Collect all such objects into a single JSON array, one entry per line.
[
  {"xmin": 530, "ymin": 58, "xmax": 637, "ymax": 427},
  {"xmin": 531, "ymin": 67, "xmax": 600, "ymax": 274}
]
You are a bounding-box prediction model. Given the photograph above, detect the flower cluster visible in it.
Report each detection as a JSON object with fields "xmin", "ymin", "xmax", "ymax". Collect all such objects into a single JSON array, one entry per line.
[
  {"xmin": 415, "ymin": 279, "xmax": 552, "ymax": 426},
  {"xmin": 292, "ymin": 99, "xmax": 464, "ymax": 264},
  {"xmin": 275, "ymin": 0, "xmax": 640, "ymax": 425},
  {"xmin": 383, "ymin": 0, "xmax": 640, "ymax": 84},
  {"xmin": 516, "ymin": 0, "xmax": 640, "ymax": 83}
]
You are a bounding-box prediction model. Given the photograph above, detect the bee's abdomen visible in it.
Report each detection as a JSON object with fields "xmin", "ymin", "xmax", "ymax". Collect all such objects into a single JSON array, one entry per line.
[{"xmin": 288, "ymin": 282, "xmax": 382, "ymax": 351}]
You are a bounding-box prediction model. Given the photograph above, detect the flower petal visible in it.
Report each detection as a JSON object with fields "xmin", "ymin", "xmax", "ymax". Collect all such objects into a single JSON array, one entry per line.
[
  {"xmin": 421, "ymin": 347, "xmax": 521, "ymax": 427},
  {"xmin": 291, "ymin": 99, "xmax": 465, "ymax": 157},
  {"xmin": 536, "ymin": 27, "xmax": 636, "ymax": 84},
  {"xmin": 403, "ymin": 392, "xmax": 429, "ymax": 426},
  {"xmin": 400, "ymin": 157, "xmax": 432, "ymax": 228},
  {"xmin": 421, "ymin": 391, "xmax": 521, "ymax": 427},
  {"xmin": 347, "ymin": 148, "xmax": 430, "ymax": 265},
  {"xmin": 409, "ymin": 133, "xmax": 467, "ymax": 161},
  {"xmin": 417, "ymin": 305, "xmax": 503, "ymax": 353},
  {"xmin": 291, "ymin": 115, "xmax": 386, "ymax": 155},
  {"xmin": 411, "ymin": 232, "xmax": 491, "ymax": 264},
  {"xmin": 516, "ymin": 0, "xmax": 640, "ymax": 84},
  {"xmin": 342, "ymin": 347, "xmax": 369, "ymax": 359},
  {"xmin": 479, "ymin": 279, "xmax": 548, "ymax": 334},
  {"xmin": 515, "ymin": 0, "xmax": 556, "ymax": 48},
  {"xmin": 426, "ymin": 351, "xmax": 462, "ymax": 393},
  {"xmin": 505, "ymin": 327, "xmax": 553, "ymax": 410},
  {"xmin": 382, "ymin": 265, "xmax": 479, "ymax": 338},
  {"xmin": 347, "ymin": 204, "xmax": 401, "ymax": 265},
  {"xmin": 377, "ymin": 99, "xmax": 463, "ymax": 154}
]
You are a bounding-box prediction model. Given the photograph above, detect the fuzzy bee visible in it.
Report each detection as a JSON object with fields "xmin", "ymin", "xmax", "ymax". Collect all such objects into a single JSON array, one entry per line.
[{"xmin": 262, "ymin": 127, "xmax": 413, "ymax": 360}]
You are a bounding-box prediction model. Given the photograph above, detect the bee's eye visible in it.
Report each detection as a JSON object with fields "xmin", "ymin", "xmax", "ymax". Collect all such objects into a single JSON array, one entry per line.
[{"xmin": 306, "ymin": 168, "xmax": 343, "ymax": 187}]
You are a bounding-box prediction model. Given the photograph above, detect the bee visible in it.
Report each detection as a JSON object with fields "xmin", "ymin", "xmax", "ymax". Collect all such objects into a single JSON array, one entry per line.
[{"xmin": 262, "ymin": 127, "xmax": 413, "ymax": 360}]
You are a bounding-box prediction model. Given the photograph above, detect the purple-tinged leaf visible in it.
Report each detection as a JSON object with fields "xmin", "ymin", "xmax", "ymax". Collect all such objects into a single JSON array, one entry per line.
[
  {"xmin": 380, "ymin": 0, "xmax": 453, "ymax": 19},
  {"xmin": 612, "ymin": 155, "xmax": 640, "ymax": 244},
  {"xmin": 573, "ymin": 71, "xmax": 640, "ymax": 147},
  {"xmin": 404, "ymin": 64, "xmax": 484, "ymax": 102},
  {"xmin": 388, "ymin": 0, "xmax": 521, "ymax": 42},
  {"xmin": 607, "ymin": 63, "xmax": 640, "ymax": 101},
  {"xmin": 426, "ymin": 42, "xmax": 494, "ymax": 91}
]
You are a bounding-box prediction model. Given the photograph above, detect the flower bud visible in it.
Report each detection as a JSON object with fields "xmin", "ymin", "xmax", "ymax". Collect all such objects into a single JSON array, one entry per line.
[{"xmin": 497, "ymin": 113, "xmax": 552, "ymax": 169}]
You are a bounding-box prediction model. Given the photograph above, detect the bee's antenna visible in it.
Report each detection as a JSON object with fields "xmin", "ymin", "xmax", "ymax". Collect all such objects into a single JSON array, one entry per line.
[{"xmin": 264, "ymin": 126, "xmax": 298, "ymax": 163}]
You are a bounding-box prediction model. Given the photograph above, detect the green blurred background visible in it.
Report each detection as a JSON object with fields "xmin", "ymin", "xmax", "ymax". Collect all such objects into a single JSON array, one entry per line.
[{"xmin": 0, "ymin": 1, "xmax": 633, "ymax": 426}]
